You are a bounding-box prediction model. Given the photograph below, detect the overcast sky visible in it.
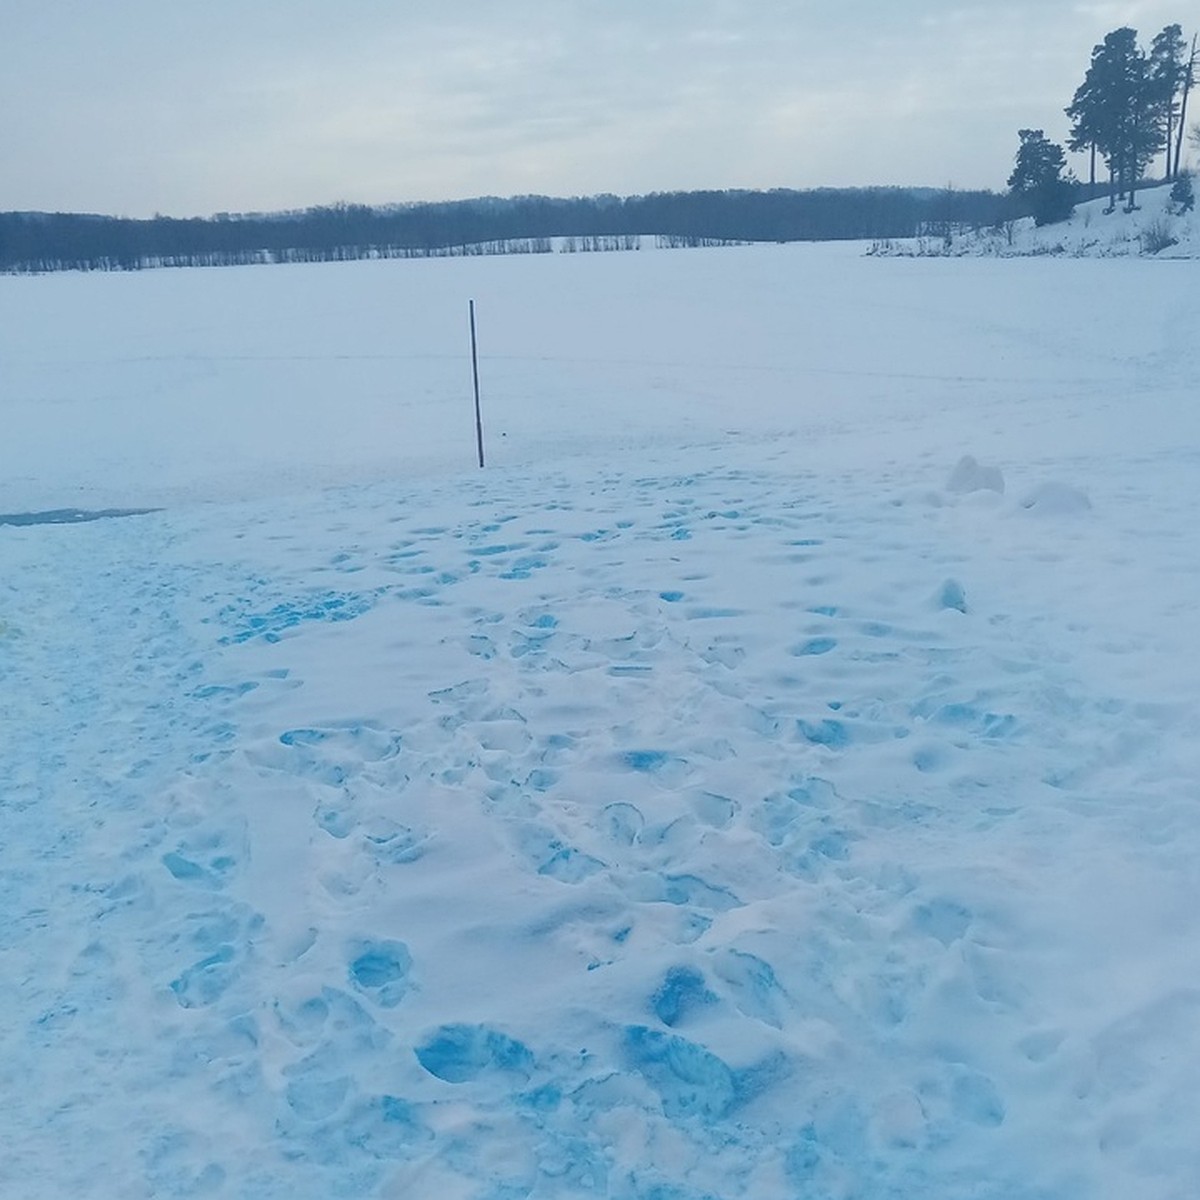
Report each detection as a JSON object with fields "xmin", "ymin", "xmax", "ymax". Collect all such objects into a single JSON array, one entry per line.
[{"xmin": 1, "ymin": 1, "xmax": 1190, "ymax": 216}]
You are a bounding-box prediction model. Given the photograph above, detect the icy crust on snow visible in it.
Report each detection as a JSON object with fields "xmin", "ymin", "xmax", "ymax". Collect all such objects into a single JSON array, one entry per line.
[{"xmin": 5, "ymin": 443, "xmax": 1200, "ymax": 1200}]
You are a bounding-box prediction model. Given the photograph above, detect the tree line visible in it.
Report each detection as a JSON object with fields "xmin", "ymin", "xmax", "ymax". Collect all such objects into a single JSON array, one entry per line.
[
  {"xmin": 1008, "ymin": 22, "xmax": 1197, "ymax": 224},
  {"xmin": 0, "ymin": 188, "xmax": 1007, "ymax": 274}
]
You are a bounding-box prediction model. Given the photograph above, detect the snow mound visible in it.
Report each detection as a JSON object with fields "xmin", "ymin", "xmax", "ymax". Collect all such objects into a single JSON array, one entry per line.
[
  {"xmin": 1019, "ymin": 480, "xmax": 1092, "ymax": 516},
  {"xmin": 934, "ymin": 577, "xmax": 968, "ymax": 613},
  {"xmin": 947, "ymin": 455, "xmax": 1005, "ymax": 495}
]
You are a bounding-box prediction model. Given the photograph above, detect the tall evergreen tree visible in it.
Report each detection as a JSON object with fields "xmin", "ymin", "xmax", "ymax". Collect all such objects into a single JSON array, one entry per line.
[
  {"xmin": 1066, "ymin": 56, "xmax": 1106, "ymax": 189},
  {"xmin": 1007, "ymin": 129, "xmax": 1075, "ymax": 225},
  {"xmin": 1067, "ymin": 28, "xmax": 1165, "ymax": 212},
  {"xmin": 1149, "ymin": 24, "xmax": 1188, "ymax": 179}
]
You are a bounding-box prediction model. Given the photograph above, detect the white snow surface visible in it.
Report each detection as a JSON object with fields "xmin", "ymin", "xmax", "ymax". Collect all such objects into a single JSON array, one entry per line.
[{"xmin": 2, "ymin": 245, "xmax": 1199, "ymax": 1199}]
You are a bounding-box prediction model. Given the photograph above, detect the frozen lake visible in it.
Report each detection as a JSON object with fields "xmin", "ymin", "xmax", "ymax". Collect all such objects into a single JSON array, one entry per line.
[{"xmin": 2, "ymin": 242, "xmax": 1194, "ymax": 509}]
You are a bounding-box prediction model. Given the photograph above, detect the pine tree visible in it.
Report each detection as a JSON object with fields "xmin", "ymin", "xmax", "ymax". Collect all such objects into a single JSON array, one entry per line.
[
  {"xmin": 1066, "ymin": 53, "xmax": 1108, "ymax": 191},
  {"xmin": 1067, "ymin": 29, "xmax": 1166, "ymax": 212},
  {"xmin": 1007, "ymin": 130, "xmax": 1075, "ymax": 225},
  {"xmin": 1149, "ymin": 25, "xmax": 1188, "ymax": 180}
]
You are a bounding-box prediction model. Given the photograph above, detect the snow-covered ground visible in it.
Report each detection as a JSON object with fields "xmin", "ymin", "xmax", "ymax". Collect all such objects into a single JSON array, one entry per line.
[
  {"xmin": 2, "ymin": 245, "xmax": 1199, "ymax": 1199},
  {"xmin": 876, "ymin": 179, "xmax": 1200, "ymax": 258}
]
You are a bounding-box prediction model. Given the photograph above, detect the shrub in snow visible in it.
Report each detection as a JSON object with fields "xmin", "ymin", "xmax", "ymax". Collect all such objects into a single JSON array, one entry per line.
[
  {"xmin": 1140, "ymin": 219, "xmax": 1178, "ymax": 255},
  {"xmin": 1168, "ymin": 173, "xmax": 1194, "ymax": 215}
]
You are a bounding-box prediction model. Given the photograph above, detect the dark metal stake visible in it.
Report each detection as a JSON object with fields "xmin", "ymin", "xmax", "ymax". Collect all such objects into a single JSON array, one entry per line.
[{"xmin": 469, "ymin": 299, "xmax": 485, "ymax": 469}]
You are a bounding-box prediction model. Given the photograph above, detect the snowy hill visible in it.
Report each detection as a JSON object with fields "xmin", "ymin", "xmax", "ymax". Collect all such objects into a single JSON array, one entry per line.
[
  {"xmin": 875, "ymin": 179, "xmax": 1200, "ymax": 258},
  {"xmin": 3, "ymin": 244, "xmax": 1200, "ymax": 1198}
]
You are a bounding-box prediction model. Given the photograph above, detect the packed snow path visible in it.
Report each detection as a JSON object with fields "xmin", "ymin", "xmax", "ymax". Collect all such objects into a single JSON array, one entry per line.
[{"xmin": 5, "ymin": 441, "xmax": 1200, "ymax": 1199}]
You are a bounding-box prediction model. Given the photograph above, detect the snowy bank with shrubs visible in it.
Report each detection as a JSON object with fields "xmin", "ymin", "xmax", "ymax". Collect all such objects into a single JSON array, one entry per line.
[{"xmin": 871, "ymin": 177, "xmax": 1199, "ymax": 258}]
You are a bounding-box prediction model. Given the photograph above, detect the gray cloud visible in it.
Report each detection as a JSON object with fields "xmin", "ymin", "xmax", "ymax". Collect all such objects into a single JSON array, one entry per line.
[{"xmin": 0, "ymin": 1, "xmax": 1190, "ymax": 214}]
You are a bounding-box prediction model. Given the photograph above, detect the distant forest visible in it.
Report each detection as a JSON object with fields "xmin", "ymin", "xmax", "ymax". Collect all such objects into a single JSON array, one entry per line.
[{"xmin": 0, "ymin": 188, "xmax": 1012, "ymax": 274}]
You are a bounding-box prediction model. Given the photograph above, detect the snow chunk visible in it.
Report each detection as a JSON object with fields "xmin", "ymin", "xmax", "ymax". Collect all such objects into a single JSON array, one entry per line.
[
  {"xmin": 1020, "ymin": 481, "xmax": 1092, "ymax": 516},
  {"xmin": 947, "ymin": 455, "xmax": 1004, "ymax": 495},
  {"xmin": 936, "ymin": 578, "xmax": 968, "ymax": 613}
]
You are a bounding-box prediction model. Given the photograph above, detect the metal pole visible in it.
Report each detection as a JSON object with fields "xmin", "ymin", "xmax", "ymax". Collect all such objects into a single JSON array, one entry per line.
[{"xmin": 469, "ymin": 299, "xmax": 485, "ymax": 469}]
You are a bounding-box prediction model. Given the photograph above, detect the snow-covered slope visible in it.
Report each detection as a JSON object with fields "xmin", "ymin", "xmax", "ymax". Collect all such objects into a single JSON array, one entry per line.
[
  {"xmin": 2, "ymin": 246, "xmax": 1199, "ymax": 1199},
  {"xmin": 877, "ymin": 179, "xmax": 1200, "ymax": 258}
]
